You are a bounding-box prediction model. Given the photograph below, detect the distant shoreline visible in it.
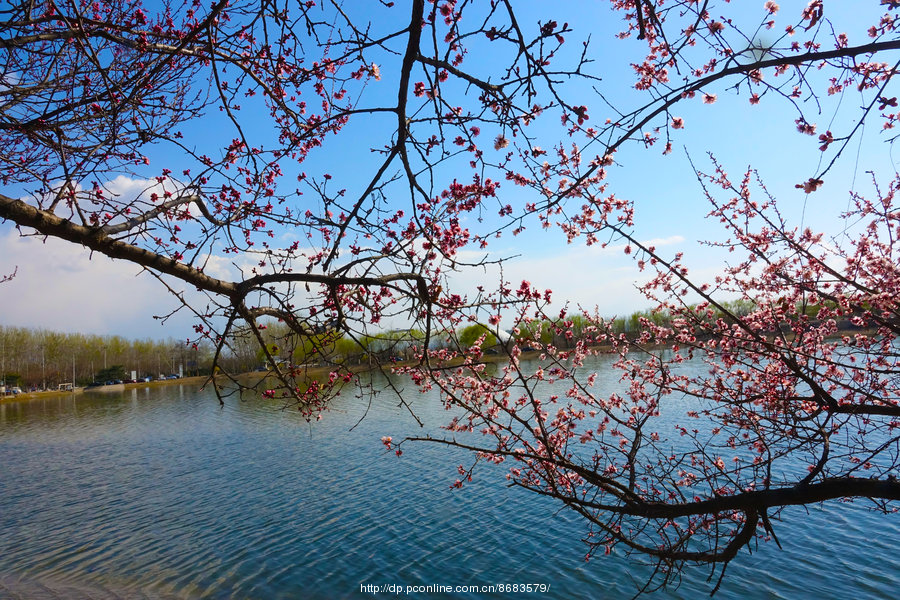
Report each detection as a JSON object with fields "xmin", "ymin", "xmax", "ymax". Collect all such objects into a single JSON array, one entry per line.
[
  {"xmin": 0, "ymin": 374, "xmax": 212, "ymax": 404},
  {"xmin": 1, "ymin": 325, "xmax": 872, "ymax": 405}
]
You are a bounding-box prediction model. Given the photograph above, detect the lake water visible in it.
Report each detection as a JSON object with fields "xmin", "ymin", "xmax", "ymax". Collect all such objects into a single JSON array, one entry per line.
[{"xmin": 1, "ymin": 357, "xmax": 897, "ymax": 599}]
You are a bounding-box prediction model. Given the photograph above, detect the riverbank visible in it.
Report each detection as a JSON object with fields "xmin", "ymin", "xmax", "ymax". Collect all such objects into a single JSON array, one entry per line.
[
  {"xmin": 1, "ymin": 323, "xmax": 870, "ymax": 406},
  {"xmin": 0, "ymin": 375, "xmax": 212, "ymax": 404}
]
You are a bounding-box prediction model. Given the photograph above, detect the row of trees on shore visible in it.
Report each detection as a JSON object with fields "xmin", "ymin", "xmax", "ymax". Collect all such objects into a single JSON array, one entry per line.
[
  {"xmin": 0, "ymin": 326, "xmax": 211, "ymax": 389},
  {"xmin": 0, "ymin": 320, "xmax": 445, "ymax": 389},
  {"xmin": 0, "ymin": 320, "xmax": 451, "ymax": 389},
  {"xmin": 235, "ymin": 299, "xmax": 769, "ymax": 366},
  {"xmin": 2, "ymin": 294, "xmax": 854, "ymax": 390}
]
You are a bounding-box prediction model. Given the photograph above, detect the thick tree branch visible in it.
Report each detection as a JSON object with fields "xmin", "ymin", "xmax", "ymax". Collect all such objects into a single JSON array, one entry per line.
[{"xmin": 0, "ymin": 192, "xmax": 238, "ymax": 297}]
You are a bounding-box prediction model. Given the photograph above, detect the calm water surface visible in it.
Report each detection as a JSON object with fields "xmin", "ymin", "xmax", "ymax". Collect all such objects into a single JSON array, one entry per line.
[{"xmin": 0, "ymin": 357, "xmax": 897, "ymax": 599}]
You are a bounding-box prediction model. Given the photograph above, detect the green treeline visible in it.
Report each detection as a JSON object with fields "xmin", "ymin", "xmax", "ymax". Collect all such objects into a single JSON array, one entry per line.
[
  {"xmin": 0, "ymin": 325, "xmax": 214, "ymax": 389},
  {"xmin": 503, "ymin": 298, "xmax": 856, "ymax": 350},
  {"xmin": 235, "ymin": 322, "xmax": 426, "ymax": 370},
  {"xmin": 4, "ymin": 298, "xmax": 835, "ymax": 388},
  {"xmin": 603, "ymin": 299, "xmax": 757, "ymax": 337},
  {"xmin": 238, "ymin": 301, "xmax": 765, "ymax": 366},
  {"xmin": 507, "ymin": 300, "xmax": 759, "ymax": 349}
]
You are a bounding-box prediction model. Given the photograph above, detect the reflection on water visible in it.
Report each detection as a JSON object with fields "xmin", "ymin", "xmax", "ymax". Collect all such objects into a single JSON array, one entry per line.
[{"xmin": 0, "ymin": 357, "xmax": 898, "ymax": 599}]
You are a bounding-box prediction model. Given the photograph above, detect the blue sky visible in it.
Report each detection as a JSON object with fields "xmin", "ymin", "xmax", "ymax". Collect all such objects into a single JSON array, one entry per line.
[{"xmin": 1, "ymin": 0, "xmax": 897, "ymax": 339}]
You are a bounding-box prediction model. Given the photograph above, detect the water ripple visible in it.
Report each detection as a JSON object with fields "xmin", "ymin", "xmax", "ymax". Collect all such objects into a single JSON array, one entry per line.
[{"xmin": 1, "ymin": 364, "xmax": 898, "ymax": 599}]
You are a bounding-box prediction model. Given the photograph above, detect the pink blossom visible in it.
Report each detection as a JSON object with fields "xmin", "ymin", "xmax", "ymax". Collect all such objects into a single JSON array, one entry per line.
[
  {"xmin": 795, "ymin": 177, "xmax": 824, "ymax": 193},
  {"xmin": 795, "ymin": 119, "xmax": 817, "ymax": 135}
]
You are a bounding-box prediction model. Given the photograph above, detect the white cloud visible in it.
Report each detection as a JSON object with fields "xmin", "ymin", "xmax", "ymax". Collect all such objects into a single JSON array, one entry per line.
[
  {"xmin": 440, "ymin": 233, "xmax": 734, "ymax": 325},
  {"xmin": 195, "ymin": 253, "xmax": 239, "ymax": 282},
  {"xmin": 640, "ymin": 235, "xmax": 686, "ymax": 248}
]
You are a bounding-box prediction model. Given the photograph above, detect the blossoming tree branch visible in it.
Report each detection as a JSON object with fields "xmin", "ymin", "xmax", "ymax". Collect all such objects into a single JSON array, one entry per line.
[{"xmin": 1, "ymin": 0, "xmax": 899, "ymax": 592}]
